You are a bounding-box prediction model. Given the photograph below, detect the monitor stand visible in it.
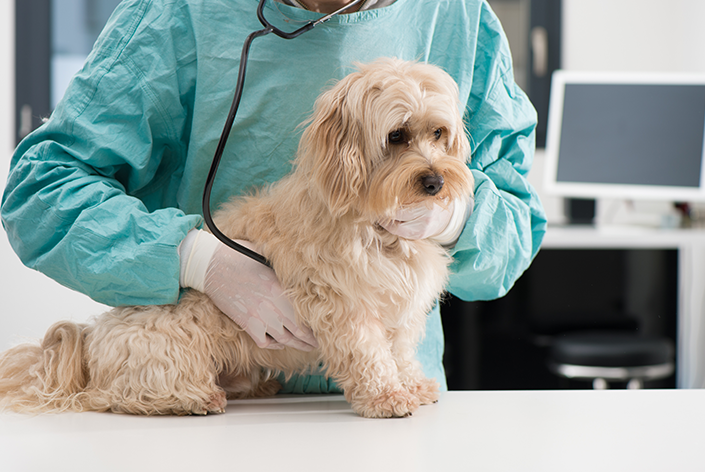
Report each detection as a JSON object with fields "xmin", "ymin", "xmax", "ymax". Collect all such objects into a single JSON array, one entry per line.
[{"xmin": 564, "ymin": 198, "xmax": 596, "ymax": 225}]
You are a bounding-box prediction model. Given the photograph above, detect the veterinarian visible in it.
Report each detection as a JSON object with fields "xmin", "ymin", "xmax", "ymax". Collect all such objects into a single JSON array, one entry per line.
[{"xmin": 1, "ymin": 0, "xmax": 546, "ymax": 393}]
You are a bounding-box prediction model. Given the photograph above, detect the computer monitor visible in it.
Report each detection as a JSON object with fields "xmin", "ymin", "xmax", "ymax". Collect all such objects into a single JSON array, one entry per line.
[{"xmin": 544, "ymin": 71, "xmax": 705, "ymax": 203}]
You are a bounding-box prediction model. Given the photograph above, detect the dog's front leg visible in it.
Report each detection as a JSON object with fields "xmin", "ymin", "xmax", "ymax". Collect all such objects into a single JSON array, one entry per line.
[
  {"xmin": 390, "ymin": 328, "xmax": 440, "ymax": 406},
  {"xmin": 317, "ymin": 318, "xmax": 420, "ymax": 418}
]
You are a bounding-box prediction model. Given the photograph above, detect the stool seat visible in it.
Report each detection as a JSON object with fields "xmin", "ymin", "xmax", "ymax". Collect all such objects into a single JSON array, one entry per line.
[
  {"xmin": 551, "ymin": 332, "xmax": 673, "ymax": 367},
  {"xmin": 548, "ymin": 331, "xmax": 674, "ymax": 388}
]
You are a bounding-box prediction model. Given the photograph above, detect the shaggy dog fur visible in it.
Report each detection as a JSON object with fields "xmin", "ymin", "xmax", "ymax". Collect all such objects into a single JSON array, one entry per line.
[{"xmin": 0, "ymin": 58, "xmax": 474, "ymax": 418}]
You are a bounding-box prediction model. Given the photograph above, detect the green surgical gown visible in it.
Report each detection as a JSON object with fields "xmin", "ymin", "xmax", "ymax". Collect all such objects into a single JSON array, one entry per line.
[{"xmin": 1, "ymin": 0, "xmax": 547, "ymax": 392}]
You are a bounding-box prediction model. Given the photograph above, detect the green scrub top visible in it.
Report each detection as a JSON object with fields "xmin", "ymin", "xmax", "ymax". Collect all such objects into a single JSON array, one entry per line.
[{"xmin": 1, "ymin": 0, "xmax": 547, "ymax": 392}]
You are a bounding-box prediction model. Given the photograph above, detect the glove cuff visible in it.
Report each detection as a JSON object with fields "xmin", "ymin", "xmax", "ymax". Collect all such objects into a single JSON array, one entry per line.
[
  {"xmin": 179, "ymin": 229, "xmax": 220, "ymax": 291},
  {"xmin": 431, "ymin": 196, "xmax": 473, "ymax": 247}
]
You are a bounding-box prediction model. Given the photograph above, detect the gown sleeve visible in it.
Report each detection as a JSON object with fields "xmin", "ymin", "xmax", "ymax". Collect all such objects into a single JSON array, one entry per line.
[
  {"xmin": 447, "ymin": 3, "xmax": 547, "ymax": 301},
  {"xmin": 1, "ymin": 0, "xmax": 202, "ymax": 306}
]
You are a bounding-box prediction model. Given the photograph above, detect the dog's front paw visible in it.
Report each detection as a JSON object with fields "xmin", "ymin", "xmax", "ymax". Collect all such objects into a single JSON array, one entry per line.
[
  {"xmin": 192, "ymin": 390, "xmax": 228, "ymax": 415},
  {"xmin": 407, "ymin": 378, "xmax": 440, "ymax": 405},
  {"xmin": 353, "ymin": 388, "xmax": 421, "ymax": 418},
  {"xmin": 207, "ymin": 390, "xmax": 228, "ymax": 414}
]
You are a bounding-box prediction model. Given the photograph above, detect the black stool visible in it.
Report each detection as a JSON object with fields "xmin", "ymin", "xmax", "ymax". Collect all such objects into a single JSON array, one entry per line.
[{"xmin": 548, "ymin": 331, "xmax": 674, "ymax": 389}]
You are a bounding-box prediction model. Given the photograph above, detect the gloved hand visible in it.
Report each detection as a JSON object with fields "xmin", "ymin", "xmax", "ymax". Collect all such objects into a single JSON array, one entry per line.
[
  {"xmin": 179, "ymin": 229, "xmax": 318, "ymax": 351},
  {"xmin": 379, "ymin": 197, "xmax": 473, "ymax": 245}
]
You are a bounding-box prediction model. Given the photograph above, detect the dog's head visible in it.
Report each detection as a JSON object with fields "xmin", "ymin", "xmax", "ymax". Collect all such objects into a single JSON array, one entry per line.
[{"xmin": 297, "ymin": 58, "xmax": 474, "ymax": 221}]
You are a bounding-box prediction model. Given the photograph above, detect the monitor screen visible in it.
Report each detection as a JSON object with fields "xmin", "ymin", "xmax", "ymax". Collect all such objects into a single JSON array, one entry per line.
[{"xmin": 544, "ymin": 71, "xmax": 705, "ymax": 202}]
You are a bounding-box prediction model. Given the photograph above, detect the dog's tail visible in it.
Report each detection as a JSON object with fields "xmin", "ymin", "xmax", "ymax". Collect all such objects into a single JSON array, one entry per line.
[{"xmin": 0, "ymin": 321, "xmax": 89, "ymax": 413}]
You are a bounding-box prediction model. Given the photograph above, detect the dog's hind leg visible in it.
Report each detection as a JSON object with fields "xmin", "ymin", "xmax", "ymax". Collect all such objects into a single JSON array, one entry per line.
[
  {"xmin": 82, "ymin": 346, "xmax": 229, "ymax": 416},
  {"xmin": 218, "ymin": 368, "xmax": 282, "ymax": 400},
  {"xmin": 82, "ymin": 305, "xmax": 229, "ymax": 415},
  {"xmin": 83, "ymin": 351, "xmax": 229, "ymax": 416}
]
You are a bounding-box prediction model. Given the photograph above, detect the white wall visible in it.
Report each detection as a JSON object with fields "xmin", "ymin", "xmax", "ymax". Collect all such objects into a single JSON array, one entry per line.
[
  {"xmin": 0, "ymin": 1, "xmax": 106, "ymax": 351},
  {"xmin": 1, "ymin": 1, "xmax": 704, "ymax": 351},
  {"xmin": 562, "ymin": 0, "xmax": 705, "ymax": 73}
]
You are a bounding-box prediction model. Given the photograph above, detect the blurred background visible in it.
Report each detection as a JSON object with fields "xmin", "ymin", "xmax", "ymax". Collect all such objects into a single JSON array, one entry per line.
[{"xmin": 1, "ymin": 0, "xmax": 704, "ymax": 390}]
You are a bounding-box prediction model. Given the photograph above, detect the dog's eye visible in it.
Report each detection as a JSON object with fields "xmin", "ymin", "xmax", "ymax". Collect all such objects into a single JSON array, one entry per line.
[
  {"xmin": 388, "ymin": 129, "xmax": 407, "ymax": 145},
  {"xmin": 434, "ymin": 128, "xmax": 443, "ymax": 140}
]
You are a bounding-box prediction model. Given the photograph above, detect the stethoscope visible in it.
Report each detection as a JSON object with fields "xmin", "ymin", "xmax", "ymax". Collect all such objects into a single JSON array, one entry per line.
[{"xmin": 202, "ymin": 0, "xmax": 364, "ymax": 267}]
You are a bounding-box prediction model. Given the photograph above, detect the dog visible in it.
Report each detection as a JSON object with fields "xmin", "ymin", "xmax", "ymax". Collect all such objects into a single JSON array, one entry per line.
[{"xmin": 0, "ymin": 58, "xmax": 474, "ymax": 418}]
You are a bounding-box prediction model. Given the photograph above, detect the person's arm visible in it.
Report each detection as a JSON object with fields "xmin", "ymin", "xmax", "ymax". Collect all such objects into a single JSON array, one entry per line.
[
  {"xmin": 2, "ymin": 1, "xmax": 320, "ymax": 352},
  {"xmin": 1, "ymin": 0, "xmax": 200, "ymax": 307},
  {"xmin": 446, "ymin": 3, "xmax": 547, "ymax": 301}
]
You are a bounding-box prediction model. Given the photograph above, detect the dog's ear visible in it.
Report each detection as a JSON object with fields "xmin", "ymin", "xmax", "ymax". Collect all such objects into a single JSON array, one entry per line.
[
  {"xmin": 298, "ymin": 74, "xmax": 368, "ymax": 217},
  {"xmin": 449, "ymin": 115, "xmax": 472, "ymax": 164},
  {"xmin": 428, "ymin": 67, "xmax": 472, "ymax": 164}
]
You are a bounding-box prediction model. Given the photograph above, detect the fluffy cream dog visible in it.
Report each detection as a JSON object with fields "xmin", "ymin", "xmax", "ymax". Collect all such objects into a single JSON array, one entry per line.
[{"xmin": 0, "ymin": 58, "xmax": 474, "ymax": 418}]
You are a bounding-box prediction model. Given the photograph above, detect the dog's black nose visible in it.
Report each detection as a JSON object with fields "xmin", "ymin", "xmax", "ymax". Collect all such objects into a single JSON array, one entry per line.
[{"xmin": 422, "ymin": 174, "xmax": 444, "ymax": 196}]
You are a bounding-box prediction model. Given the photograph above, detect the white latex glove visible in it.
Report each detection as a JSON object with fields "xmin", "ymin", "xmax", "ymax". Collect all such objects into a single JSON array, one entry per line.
[
  {"xmin": 179, "ymin": 229, "xmax": 318, "ymax": 351},
  {"xmin": 380, "ymin": 197, "xmax": 473, "ymax": 245}
]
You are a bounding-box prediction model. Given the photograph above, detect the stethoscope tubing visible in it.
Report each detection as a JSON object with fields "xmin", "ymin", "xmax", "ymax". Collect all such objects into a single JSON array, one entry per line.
[
  {"xmin": 201, "ymin": 0, "xmax": 363, "ymax": 268},
  {"xmin": 202, "ymin": 26, "xmax": 273, "ymax": 267}
]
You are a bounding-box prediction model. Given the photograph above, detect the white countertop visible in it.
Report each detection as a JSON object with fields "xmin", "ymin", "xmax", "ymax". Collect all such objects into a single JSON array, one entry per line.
[
  {"xmin": 2, "ymin": 390, "xmax": 704, "ymax": 472},
  {"xmin": 542, "ymin": 224, "xmax": 705, "ymax": 248}
]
